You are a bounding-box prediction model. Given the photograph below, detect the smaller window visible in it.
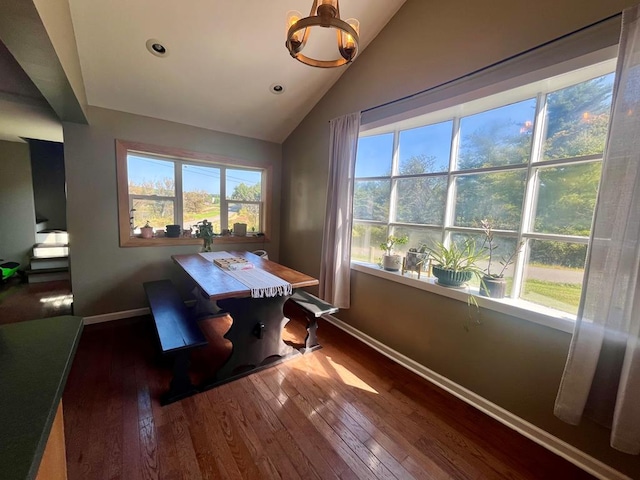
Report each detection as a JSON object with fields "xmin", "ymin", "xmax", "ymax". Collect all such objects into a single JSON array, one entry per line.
[{"xmin": 116, "ymin": 140, "xmax": 271, "ymax": 247}]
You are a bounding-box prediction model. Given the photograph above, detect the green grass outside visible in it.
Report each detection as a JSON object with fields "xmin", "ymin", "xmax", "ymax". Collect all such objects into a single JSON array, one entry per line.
[
  {"xmin": 184, "ymin": 206, "xmax": 221, "ymax": 226},
  {"xmin": 521, "ymin": 279, "xmax": 582, "ymax": 315},
  {"xmin": 469, "ymin": 276, "xmax": 580, "ymax": 314}
]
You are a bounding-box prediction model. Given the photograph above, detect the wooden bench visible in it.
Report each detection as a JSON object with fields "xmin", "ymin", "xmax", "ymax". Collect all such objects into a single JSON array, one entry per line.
[
  {"xmin": 288, "ymin": 290, "xmax": 338, "ymax": 354},
  {"xmin": 143, "ymin": 280, "xmax": 208, "ymax": 405}
]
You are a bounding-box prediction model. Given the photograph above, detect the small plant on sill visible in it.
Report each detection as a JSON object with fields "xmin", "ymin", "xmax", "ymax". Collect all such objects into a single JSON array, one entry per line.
[
  {"xmin": 129, "ymin": 208, "xmax": 137, "ymax": 236},
  {"xmin": 479, "ymin": 219, "xmax": 524, "ymax": 298},
  {"xmin": 195, "ymin": 219, "xmax": 216, "ymax": 252}
]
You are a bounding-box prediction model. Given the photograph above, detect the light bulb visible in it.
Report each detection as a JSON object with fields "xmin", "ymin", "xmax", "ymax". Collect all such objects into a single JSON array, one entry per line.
[{"xmin": 286, "ymin": 10, "xmax": 303, "ymax": 43}]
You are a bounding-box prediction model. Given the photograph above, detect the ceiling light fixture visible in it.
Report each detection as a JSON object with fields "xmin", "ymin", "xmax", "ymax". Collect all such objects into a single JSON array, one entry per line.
[
  {"xmin": 270, "ymin": 84, "xmax": 285, "ymax": 94},
  {"xmin": 146, "ymin": 39, "xmax": 168, "ymax": 57},
  {"xmin": 285, "ymin": 0, "xmax": 360, "ymax": 68}
]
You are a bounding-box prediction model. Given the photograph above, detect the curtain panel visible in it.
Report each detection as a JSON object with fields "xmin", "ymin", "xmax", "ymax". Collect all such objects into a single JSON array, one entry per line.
[
  {"xmin": 555, "ymin": 5, "xmax": 640, "ymax": 455},
  {"xmin": 319, "ymin": 112, "xmax": 361, "ymax": 309}
]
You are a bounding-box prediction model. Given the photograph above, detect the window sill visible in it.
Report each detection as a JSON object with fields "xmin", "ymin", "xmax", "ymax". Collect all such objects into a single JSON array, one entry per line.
[
  {"xmin": 351, "ymin": 261, "xmax": 576, "ymax": 334},
  {"xmin": 119, "ymin": 234, "xmax": 270, "ymax": 248}
]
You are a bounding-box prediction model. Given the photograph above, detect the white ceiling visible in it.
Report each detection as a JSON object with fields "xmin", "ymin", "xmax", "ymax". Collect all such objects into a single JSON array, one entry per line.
[{"xmin": 66, "ymin": 0, "xmax": 406, "ymax": 143}]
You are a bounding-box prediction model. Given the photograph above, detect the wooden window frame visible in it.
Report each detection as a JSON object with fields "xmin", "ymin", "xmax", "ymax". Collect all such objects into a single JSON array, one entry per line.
[{"xmin": 116, "ymin": 139, "xmax": 272, "ymax": 247}]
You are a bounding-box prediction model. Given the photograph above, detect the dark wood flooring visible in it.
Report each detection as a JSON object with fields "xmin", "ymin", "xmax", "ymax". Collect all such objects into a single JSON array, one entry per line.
[
  {"xmin": 62, "ymin": 305, "xmax": 595, "ymax": 480},
  {"xmin": 0, "ymin": 277, "xmax": 72, "ymax": 325}
]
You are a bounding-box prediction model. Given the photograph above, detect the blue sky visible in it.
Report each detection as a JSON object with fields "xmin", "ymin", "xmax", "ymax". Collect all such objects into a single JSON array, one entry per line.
[
  {"xmin": 356, "ymin": 98, "xmax": 538, "ymax": 177},
  {"xmin": 356, "ymin": 72, "xmax": 616, "ymax": 177},
  {"xmin": 128, "ymin": 155, "xmax": 260, "ymax": 195}
]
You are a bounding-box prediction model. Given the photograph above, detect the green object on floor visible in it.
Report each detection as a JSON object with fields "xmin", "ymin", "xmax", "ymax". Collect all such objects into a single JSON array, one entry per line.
[{"xmin": 1, "ymin": 261, "xmax": 20, "ymax": 281}]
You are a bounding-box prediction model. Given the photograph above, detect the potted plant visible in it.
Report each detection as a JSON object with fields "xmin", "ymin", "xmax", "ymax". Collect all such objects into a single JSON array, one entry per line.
[
  {"xmin": 140, "ymin": 220, "xmax": 154, "ymax": 239},
  {"xmin": 402, "ymin": 245, "xmax": 429, "ymax": 277},
  {"xmin": 195, "ymin": 219, "xmax": 216, "ymax": 251},
  {"xmin": 427, "ymin": 238, "xmax": 487, "ymax": 287},
  {"xmin": 479, "ymin": 219, "xmax": 523, "ymax": 298},
  {"xmin": 379, "ymin": 235, "xmax": 408, "ymax": 271}
]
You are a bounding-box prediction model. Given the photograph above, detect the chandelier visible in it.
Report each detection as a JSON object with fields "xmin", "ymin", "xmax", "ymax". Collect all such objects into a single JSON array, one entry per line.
[{"xmin": 285, "ymin": 0, "xmax": 360, "ymax": 68}]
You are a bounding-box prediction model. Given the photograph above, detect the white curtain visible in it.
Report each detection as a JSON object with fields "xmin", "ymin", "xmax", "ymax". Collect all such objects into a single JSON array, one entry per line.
[
  {"xmin": 554, "ymin": 5, "xmax": 640, "ymax": 455},
  {"xmin": 319, "ymin": 112, "xmax": 360, "ymax": 308}
]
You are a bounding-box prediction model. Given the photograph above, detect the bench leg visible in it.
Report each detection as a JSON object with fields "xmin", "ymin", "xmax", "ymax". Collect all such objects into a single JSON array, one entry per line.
[
  {"xmin": 300, "ymin": 313, "xmax": 321, "ymax": 355},
  {"xmin": 161, "ymin": 351, "xmax": 198, "ymax": 405}
]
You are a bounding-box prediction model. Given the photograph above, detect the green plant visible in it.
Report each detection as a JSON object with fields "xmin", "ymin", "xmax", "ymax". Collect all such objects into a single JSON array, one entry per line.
[
  {"xmin": 480, "ymin": 219, "xmax": 523, "ymax": 278},
  {"xmin": 195, "ymin": 219, "xmax": 216, "ymax": 251},
  {"xmin": 379, "ymin": 235, "xmax": 408, "ymax": 255},
  {"xmin": 427, "ymin": 238, "xmax": 489, "ymax": 330},
  {"xmin": 129, "ymin": 208, "xmax": 137, "ymax": 235},
  {"xmin": 426, "ymin": 238, "xmax": 487, "ymax": 276}
]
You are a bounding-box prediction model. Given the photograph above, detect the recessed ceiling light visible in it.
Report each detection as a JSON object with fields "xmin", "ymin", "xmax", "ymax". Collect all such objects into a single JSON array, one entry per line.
[
  {"xmin": 270, "ymin": 84, "xmax": 285, "ymax": 95},
  {"xmin": 146, "ymin": 39, "xmax": 168, "ymax": 57}
]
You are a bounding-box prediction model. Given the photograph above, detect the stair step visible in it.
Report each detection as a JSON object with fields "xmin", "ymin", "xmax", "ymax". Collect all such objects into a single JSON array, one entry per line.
[
  {"xmin": 33, "ymin": 243, "xmax": 68, "ymax": 258},
  {"xmin": 36, "ymin": 230, "xmax": 69, "ymax": 245},
  {"xmin": 30, "ymin": 257, "xmax": 69, "ymax": 270},
  {"xmin": 25, "ymin": 268, "xmax": 70, "ymax": 284}
]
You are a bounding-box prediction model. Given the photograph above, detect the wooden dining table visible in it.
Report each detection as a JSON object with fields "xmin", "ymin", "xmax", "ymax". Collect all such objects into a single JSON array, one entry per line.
[{"xmin": 171, "ymin": 251, "xmax": 318, "ymax": 385}]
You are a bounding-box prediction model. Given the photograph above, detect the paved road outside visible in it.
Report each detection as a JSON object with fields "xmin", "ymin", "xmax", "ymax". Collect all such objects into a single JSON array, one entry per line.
[{"xmin": 524, "ymin": 265, "xmax": 583, "ymax": 283}]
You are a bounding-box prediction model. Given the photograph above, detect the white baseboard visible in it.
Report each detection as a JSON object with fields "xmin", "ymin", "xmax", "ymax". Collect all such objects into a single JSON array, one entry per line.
[
  {"xmin": 322, "ymin": 314, "xmax": 630, "ymax": 480},
  {"xmin": 82, "ymin": 299, "xmax": 198, "ymax": 325},
  {"xmin": 83, "ymin": 308, "xmax": 150, "ymax": 324}
]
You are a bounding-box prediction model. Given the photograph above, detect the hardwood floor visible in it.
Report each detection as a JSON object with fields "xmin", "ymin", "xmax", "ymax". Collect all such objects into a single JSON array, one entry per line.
[
  {"xmin": 0, "ymin": 278, "xmax": 72, "ymax": 325},
  {"xmin": 62, "ymin": 307, "xmax": 594, "ymax": 480}
]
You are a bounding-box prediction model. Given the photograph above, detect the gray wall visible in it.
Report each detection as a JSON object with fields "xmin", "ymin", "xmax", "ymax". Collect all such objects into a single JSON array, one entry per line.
[
  {"xmin": 64, "ymin": 106, "xmax": 282, "ymax": 316},
  {"xmin": 280, "ymin": 0, "xmax": 639, "ymax": 476},
  {"xmin": 29, "ymin": 139, "xmax": 66, "ymax": 230},
  {"xmin": 0, "ymin": 140, "xmax": 35, "ymax": 266}
]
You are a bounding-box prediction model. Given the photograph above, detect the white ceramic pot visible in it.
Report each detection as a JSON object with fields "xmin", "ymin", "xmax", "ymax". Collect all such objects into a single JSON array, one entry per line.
[{"xmin": 382, "ymin": 254, "xmax": 402, "ymax": 271}]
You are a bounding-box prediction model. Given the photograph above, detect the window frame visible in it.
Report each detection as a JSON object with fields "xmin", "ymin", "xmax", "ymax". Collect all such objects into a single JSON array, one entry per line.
[
  {"xmin": 352, "ymin": 62, "xmax": 615, "ymax": 322},
  {"xmin": 116, "ymin": 140, "xmax": 272, "ymax": 247}
]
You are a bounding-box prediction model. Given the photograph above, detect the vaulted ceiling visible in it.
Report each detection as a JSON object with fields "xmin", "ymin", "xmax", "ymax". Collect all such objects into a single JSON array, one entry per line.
[{"xmin": 0, "ymin": 0, "xmax": 406, "ymax": 144}]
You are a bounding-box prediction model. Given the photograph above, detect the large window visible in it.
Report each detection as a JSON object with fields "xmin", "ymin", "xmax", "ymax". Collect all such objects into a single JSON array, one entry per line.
[
  {"xmin": 352, "ymin": 63, "xmax": 615, "ymax": 316},
  {"xmin": 116, "ymin": 141, "xmax": 270, "ymax": 247}
]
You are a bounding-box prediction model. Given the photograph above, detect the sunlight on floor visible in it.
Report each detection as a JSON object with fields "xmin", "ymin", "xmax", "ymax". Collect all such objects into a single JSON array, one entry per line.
[
  {"xmin": 293, "ymin": 355, "xmax": 379, "ymax": 394},
  {"xmin": 39, "ymin": 294, "xmax": 73, "ymax": 307}
]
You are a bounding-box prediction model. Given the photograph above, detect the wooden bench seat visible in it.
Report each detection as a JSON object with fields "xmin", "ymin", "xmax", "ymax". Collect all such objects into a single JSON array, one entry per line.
[
  {"xmin": 288, "ymin": 290, "xmax": 338, "ymax": 354},
  {"xmin": 144, "ymin": 280, "xmax": 208, "ymax": 404}
]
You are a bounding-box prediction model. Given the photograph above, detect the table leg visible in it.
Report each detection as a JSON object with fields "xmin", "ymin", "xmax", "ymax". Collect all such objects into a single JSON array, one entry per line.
[
  {"xmin": 300, "ymin": 314, "xmax": 321, "ymax": 354},
  {"xmin": 162, "ymin": 350, "xmax": 198, "ymax": 405},
  {"xmin": 213, "ymin": 295, "xmax": 297, "ymax": 382}
]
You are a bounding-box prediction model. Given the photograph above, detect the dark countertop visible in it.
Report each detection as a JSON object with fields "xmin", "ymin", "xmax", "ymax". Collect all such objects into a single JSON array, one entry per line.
[{"xmin": 0, "ymin": 316, "xmax": 84, "ymax": 480}]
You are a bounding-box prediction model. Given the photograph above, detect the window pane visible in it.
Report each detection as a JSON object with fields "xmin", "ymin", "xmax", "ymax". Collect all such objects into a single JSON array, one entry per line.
[
  {"xmin": 228, "ymin": 203, "xmax": 259, "ymax": 232},
  {"xmin": 448, "ymin": 233, "xmax": 518, "ymax": 291},
  {"xmin": 458, "ymin": 99, "xmax": 536, "ymax": 169},
  {"xmin": 454, "ymin": 170, "xmax": 526, "ymax": 230},
  {"xmin": 398, "ymin": 121, "xmax": 452, "ymax": 173},
  {"xmin": 354, "ymin": 180, "xmax": 390, "ymax": 221},
  {"xmin": 131, "ymin": 199, "xmax": 174, "ymax": 231},
  {"xmin": 182, "ymin": 164, "xmax": 220, "ymax": 230},
  {"xmin": 127, "ymin": 155, "xmax": 175, "ymax": 196},
  {"xmin": 356, "ymin": 134, "xmax": 393, "ymax": 177},
  {"xmin": 226, "ymin": 169, "xmax": 262, "ymax": 200},
  {"xmin": 351, "ymin": 223, "xmax": 388, "ymax": 263},
  {"xmin": 533, "ymin": 162, "xmax": 601, "ymax": 235},
  {"xmin": 393, "ymin": 227, "xmax": 441, "ymax": 256},
  {"xmin": 522, "ymin": 239, "xmax": 587, "ymax": 315},
  {"xmin": 542, "ymin": 73, "xmax": 615, "ymax": 161},
  {"xmin": 396, "ymin": 176, "xmax": 447, "ymax": 225}
]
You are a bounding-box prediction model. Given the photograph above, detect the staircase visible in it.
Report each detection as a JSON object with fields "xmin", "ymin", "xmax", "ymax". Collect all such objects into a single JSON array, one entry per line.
[{"xmin": 26, "ymin": 230, "xmax": 70, "ymax": 283}]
